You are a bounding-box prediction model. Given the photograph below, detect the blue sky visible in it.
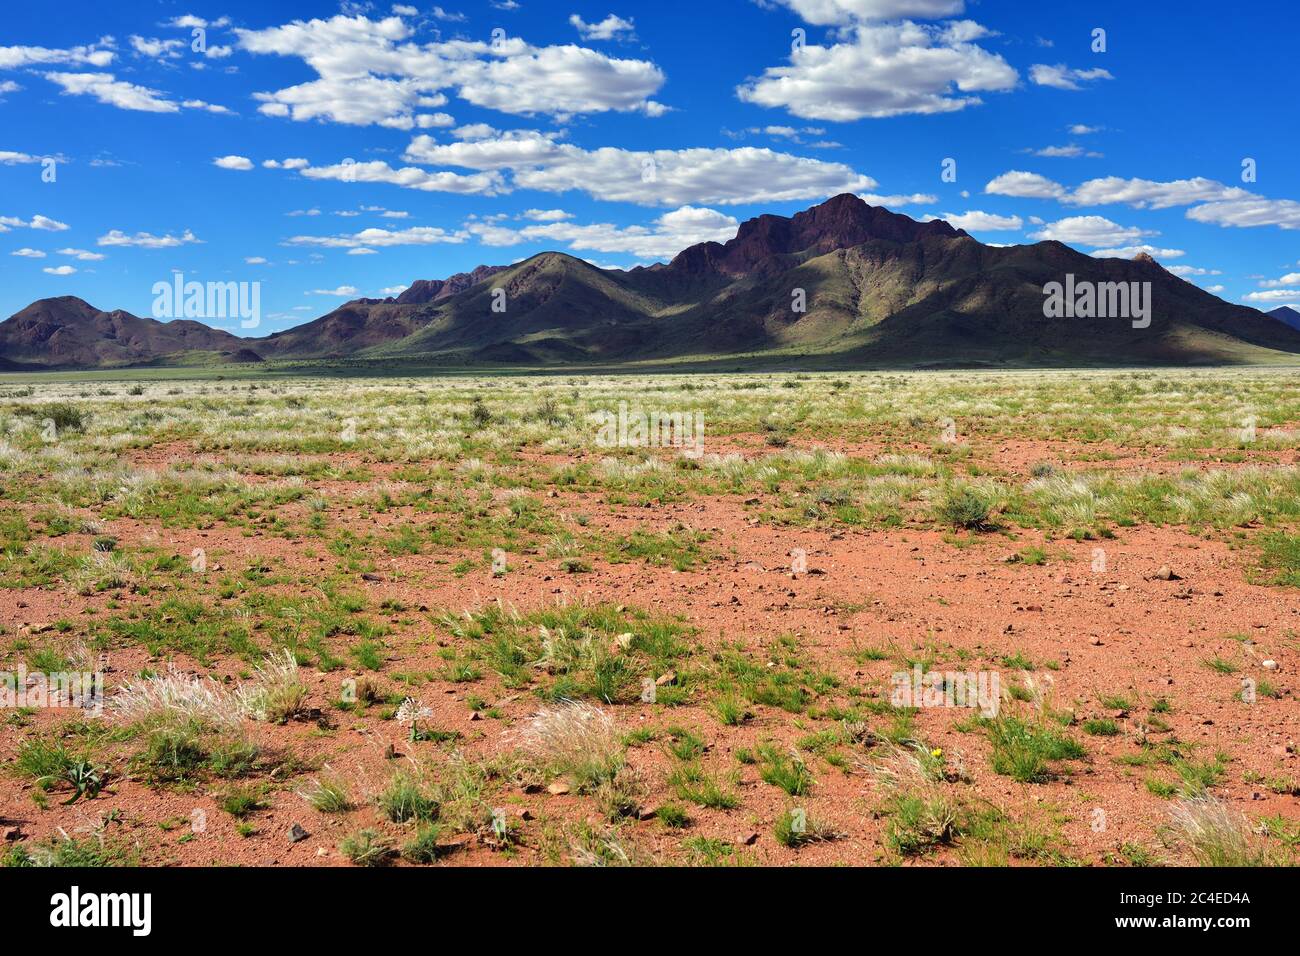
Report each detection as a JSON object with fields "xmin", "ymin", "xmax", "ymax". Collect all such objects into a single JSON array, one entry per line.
[{"xmin": 2, "ymin": 0, "xmax": 1298, "ymax": 334}]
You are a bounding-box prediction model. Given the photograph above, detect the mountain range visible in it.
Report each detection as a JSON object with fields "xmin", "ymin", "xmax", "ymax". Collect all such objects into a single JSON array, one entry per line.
[
  {"xmin": 1267, "ymin": 306, "xmax": 1300, "ymax": 332},
  {"xmin": 5, "ymin": 194, "xmax": 1300, "ymax": 371}
]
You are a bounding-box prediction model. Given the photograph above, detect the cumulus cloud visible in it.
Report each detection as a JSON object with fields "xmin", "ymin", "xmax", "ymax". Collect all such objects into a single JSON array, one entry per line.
[
  {"xmin": 930, "ymin": 210, "xmax": 1023, "ymax": 231},
  {"xmin": 310, "ymin": 286, "xmax": 360, "ymax": 296},
  {"xmin": 29, "ymin": 214, "xmax": 69, "ymax": 231},
  {"xmin": 768, "ymin": 0, "xmax": 966, "ymax": 24},
  {"xmin": 263, "ymin": 158, "xmax": 310, "ymax": 170},
  {"xmin": 57, "ymin": 247, "xmax": 105, "ymax": 260},
  {"xmin": 984, "ymin": 170, "xmax": 1067, "ymax": 200},
  {"xmin": 737, "ymin": 20, "xmax": 1017, "ymax": 120},
  {"xmin": 43, "ymin": 72, "xmax": 231, "ymax": 114},
  {"xmin": 285, "ymin": 225, "xmax": 468, "ymax": 249},
  {"xmin": 97, "ymin": 228, "xmax": 202, "ymax": 248},
  {"xmin": 569, "ymin": 14, "xmax": 635, "ymax": 41},
  {"xmin": 129, "ymin": 36, "xmax": 185, "ymax": 59},
  {"xmin": 0, "ymin": 214, "xmax": 69, "ymax": 233},
  {"xmin": 1186, "ymin": 197, "xmax": 1300, "ymax": 230},
  {"xmin": 859, "ymin": 192, "xmax": 937, "ymax": 207},
  {"xmin": 0, "ymin": 150, "xmax": 47, "ymax": 165},
  {"xmin": 397, "ymin": 129, "xmax": 876, "ymax": 206},
  {"xmin": 468, "ymin": 205, "xmax": 739, "ymax": 259},
  {"xmin": 1165, "ymin": 265, "xmax": 1220, "ymax": 278},
  {"xmin": 984, "ymin": 172, "xmax": 1274, "ymax": 225},
  {"xmin": 43, "ymin": 265, "xmax": 76, "ymax": 275},
  {"xmin": 234, "ymin": 14, "xmax": 667, "ymax": 128},
  {"xmin": 1068, "ymin": 176, "xmax": 1251, "ymax": 209},
  {"xmin": 0, "ymin": 40, "xmax": 114, "ymax": 69},
  {"xmin": 1029, "ymin": 64, "xmax": 1114, "ymax": 90},
  {"xmin": 300, "ymin": 159, "xmax": 506, "ymax": 195},
  {"xmin": 1029, "ymin": 215, "xmax": 1154, "ymax": 247},
  {"xmin": 44, "ymin": 72, "xmax": 179, "ymax": 112},
  {"xmin": 522, "ymin": 208, "xmax": 574, "ymax": 222},
  {"xmin": 1244, "ymin": 289, "xmax": 1300, "ymax": 303},
  {"xmin": 1090, "ymin": 244, "xmax": 1186, "ymax": 260},
  {"xmin": 1258, "ymin": 270, "xmax": 1300, "ymax": 286},
  {"xmin": 213, "ymin": 155, "xmax": 253, "ymax": 170},
  {"xmin": 10, "ymin": 248, "xmax": 45, "ymax": 257}
]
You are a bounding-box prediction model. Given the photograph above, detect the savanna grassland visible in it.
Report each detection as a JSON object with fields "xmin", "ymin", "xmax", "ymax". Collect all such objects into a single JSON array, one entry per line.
[{"xmin": 1, "ymin": 367, "xmax": 1298, "ymax": 867}]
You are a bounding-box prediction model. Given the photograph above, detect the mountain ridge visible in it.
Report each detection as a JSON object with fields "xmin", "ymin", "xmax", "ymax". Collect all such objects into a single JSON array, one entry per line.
[{"xmin": 5, "ymin": 194, "xmax": 1300, "ymax": 370}]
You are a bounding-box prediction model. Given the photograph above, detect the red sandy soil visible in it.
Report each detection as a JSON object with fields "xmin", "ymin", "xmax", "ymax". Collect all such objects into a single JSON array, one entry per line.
[{"xmin": 1, "ymin": 438, "xmax": 1296, "ymax": 867}]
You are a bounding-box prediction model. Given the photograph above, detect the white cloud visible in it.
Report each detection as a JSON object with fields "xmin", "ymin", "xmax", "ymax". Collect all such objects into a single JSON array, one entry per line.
[
  {"xmin": 1029, "ymin": 64, "xmax": 1114, "ymax": 90},
  {"xmin": 300, "ymin": 159, "xmax": 506, "ymax": 195},
  {"xmin": 0, "ymin": 40, "xmax": 114, "ymax": 70},
  {"xmin": 97, "ymin": 228, "xmax": 202, "ymax": 248},
  {"xmin": 263, "ymin": 158, "xmax": 310, "ymax": 170},
  {"xmin": 1068, "ymin": 176, "xmax": 1251, "ymax": 209},
  {"xmin": 569, "ymin": 14, "xmax": 636, "ymax": 41},
  {"xmin": 1165, "ymin": 265, "xmax": 1221, "ymax": 277},
  {"xmin": 932, "ymin": 210, "xmax": 1023, "ymax": 231},
  {"xmin": 180, "ymin": 98, "xmax": 231, "ymax": 114},
  {"xmin": 234, "ymin": 15, "xmax": 667, "ymax": 127},
  {"xmin": 737, "ymin": 21, "xmax": 1017, "ymax": 121},
  {"xmin": 42, "ymin": 265, "xmax": 76, "ymax": 275},
  {"xmin": 129, "ymin": 36, "xmax": 185, "ymax": 59},
  {"xmin": 1028, "ymin": 215, "xmax": 1153, "ymax": 247},
  {"xmin": 1069, "ymin": 124, "xmax": 1101, "ymax": 135},
  {"xmin": 347, "ymin": 248, "xmax": 378, "ymax": 255},
  {"xmin": 1090, "ymin": 244, "xmax": 1186, "ymax": 260},
  {"xmin": 213, "ymin": 155, "xmax": 253, "ymax": 170},
  {"xmin": 467, "ymin": 205, "xmax": 740, "ymax": 260},
  {"xmin": 859, "ymin": 192, "xmax": 937, "ymax": 207},
  {"xmin": 0, "ymin": 214, "xmax": 68, "ymax": 233},
  {"xmin": 310, "ymin": 286, "xmax": 360, "ymax": 296},
  {"xmin": 522, "ymin": 208, "xmax": 574, "ymax": 222},
  {"xmin": 166, "ymin": 15, "xmax": 230, "ymax": 29},
  {"xmin": 10, "ymin": 248, "xmax": 45, "ymax": 258},
  {"xmin": 0, "ymin": 80, "xmax": 20, "ymax": 97},
  {"xmin": 285, "ymin": 225, "xmax": 469, "ymax": 249},
  {"xmin": 1244, "ymin": 289, "xmax": 1300, "ymax": 303},
  {"xmin": 0, "ymin": 150, "xmax": 43, "ymax": 164},
  {"xmin": 45, "ymin": 71, "xmax": 178, "ymax": 112},
  {"xmin": 769, "ymin": 0, "xmax": 966, "ymax": 25},
  {"xmin": 1259, "ymin": 272, "xmax": 1300, "ymax": 288},
  {"xmin": 42, "ymin": 71, "xmax": 232, "ymax": 114},
  {"xmin": 1026, "ymin": 144, "xmax": 1102, "ymax": 159},
  {"xmin": 416, "ymin": 112, "xmax": 456, "ymax": 128},
  {"xmin": 398, "ymin": 129, "xmax": 877, "ymax": 206},
  {"xmin": 30, "ymin": 215, "xmax": 69, "ymax": 231},
  {"xmin": 1187, "ymin": 197, "xmax": 1300, "ymax": 230},
  {"xmin": 245, "ymin": 256, "xmax": 268, "ymax": 264},
  {"xmin": 56, "ymin": 247, "xmax": 105, "ymax": 260},
  {"xmin": 984, "ymin": 170, "xmax": 1067, "ymax": 200}
]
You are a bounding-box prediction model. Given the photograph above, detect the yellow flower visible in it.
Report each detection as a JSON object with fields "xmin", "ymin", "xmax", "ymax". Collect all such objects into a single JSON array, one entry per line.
[{"xmin": 930, "ymin": 748, "xmax": 943, "ymax": 758}]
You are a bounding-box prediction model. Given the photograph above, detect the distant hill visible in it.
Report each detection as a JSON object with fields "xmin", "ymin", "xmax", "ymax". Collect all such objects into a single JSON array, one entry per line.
[
  {"xmin": 0, "ymin": 296, "xmax": 247, "ymax": 368},
  {"xmin": 1268, "ymin": 306, "xmax": 1300, "ymax": 331},
  {"xmin": 6, "ymin": 194, "xmax": 1300, "ymax": 370}
]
